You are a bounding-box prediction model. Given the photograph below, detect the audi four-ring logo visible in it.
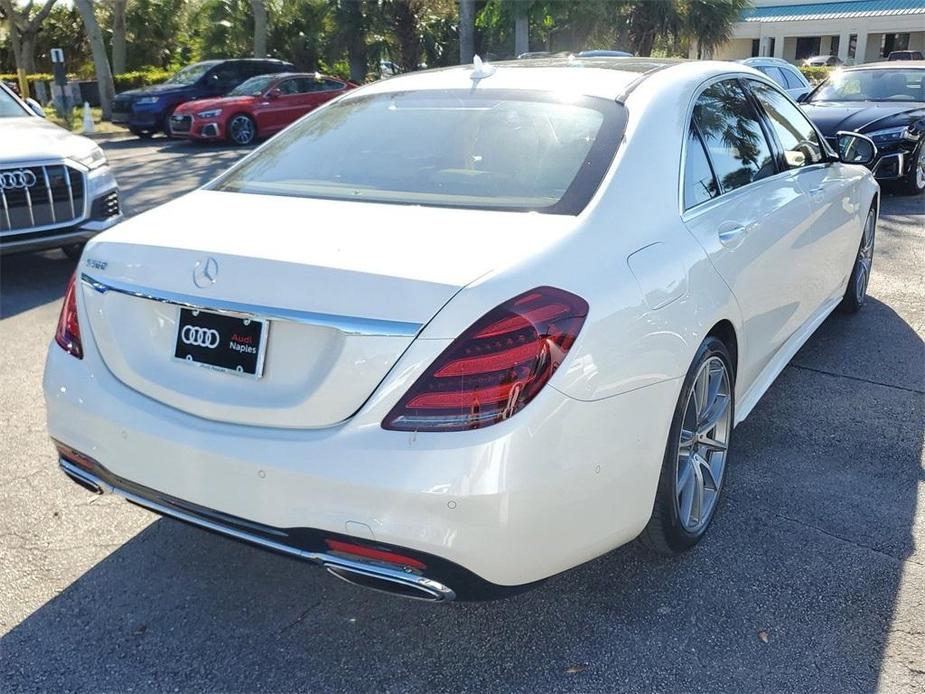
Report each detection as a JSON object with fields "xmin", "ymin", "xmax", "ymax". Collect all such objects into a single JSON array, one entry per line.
[
  {"xmin": 0, "ymin": 169, "xmax": 37, "ymax": 191},
  {"xmin": 181, "ymin": 326, "xmax": 220, "ymax": 348}
]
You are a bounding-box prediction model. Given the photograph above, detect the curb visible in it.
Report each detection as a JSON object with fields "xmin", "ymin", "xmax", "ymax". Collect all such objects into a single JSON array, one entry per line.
[{"xmin": 82, "ymin": 130, "xmax": 132, "ymax": 143}]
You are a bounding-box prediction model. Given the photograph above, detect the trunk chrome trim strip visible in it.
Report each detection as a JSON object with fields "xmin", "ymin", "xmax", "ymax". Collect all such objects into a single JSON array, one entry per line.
[{"xmin": 80, "ymin": 273, "xmax": 424, "ymax": 337}]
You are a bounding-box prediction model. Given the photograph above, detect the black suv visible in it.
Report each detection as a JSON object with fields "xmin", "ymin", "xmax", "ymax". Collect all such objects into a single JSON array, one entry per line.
[{"xmin": 112, "ymin": 59, "xmax": 296, "ymax": 138}]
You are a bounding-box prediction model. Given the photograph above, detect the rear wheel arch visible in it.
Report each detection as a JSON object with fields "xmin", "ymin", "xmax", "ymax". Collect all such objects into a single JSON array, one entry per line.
[{"xmin": 706, "ymin": 319, "xmax": 738, "ymax": 382}]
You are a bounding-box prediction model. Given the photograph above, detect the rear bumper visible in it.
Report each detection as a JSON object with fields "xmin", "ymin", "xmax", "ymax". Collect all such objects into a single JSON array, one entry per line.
[
  {"xmin": 44, "ymin": 333, "xmax": 678, "ymax": 592},
  {"xmin": 57, "ymin": 454, "xmax": 457, "ymax": 601}
]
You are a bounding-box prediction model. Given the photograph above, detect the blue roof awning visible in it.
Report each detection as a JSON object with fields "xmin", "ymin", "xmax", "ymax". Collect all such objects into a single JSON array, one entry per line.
[{"xmin": 741, "ymin": 0, "xmax": 925, "ymax": 22}]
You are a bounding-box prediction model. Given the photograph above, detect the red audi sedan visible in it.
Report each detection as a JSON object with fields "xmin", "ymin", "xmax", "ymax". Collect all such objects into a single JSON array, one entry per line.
[{"xmin": 169, "ymin": 72, "xmax": 356, "ymax": 145}]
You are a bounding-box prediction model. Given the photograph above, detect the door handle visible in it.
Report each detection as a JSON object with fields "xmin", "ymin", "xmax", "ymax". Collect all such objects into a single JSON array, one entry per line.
[
  {"xmin": 808, "ymin": 185, "xmax": 825, "ymax": 198},
  {"xmin": 717, "ymin": 223, "xmax": 748, "ymax": 247}
]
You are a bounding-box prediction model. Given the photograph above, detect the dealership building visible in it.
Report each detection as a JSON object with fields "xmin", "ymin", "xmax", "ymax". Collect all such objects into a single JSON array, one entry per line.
[{"xmin": 708, "ymin": 0, "xmax": 925, "ymax": 64}]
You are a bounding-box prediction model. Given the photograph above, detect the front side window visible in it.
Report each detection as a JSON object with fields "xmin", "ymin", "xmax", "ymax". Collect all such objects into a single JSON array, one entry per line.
[
  {"xmin": 0, "ymin": 85, "xmax": 29, "ymax": 118},
  {"xmin": 227, "ymin": 75, "xmax": 276, "ymax": 97},
  {"xmin": 211, "ymin": 90, "xmax": 625, "ymax": 215},
  {"xmin": 693, "ymin": 79, "xmax": 776, "ymax": 193},
  {"xmin": 683, "ymin": 124, "xmax": 718, "ymax": 209},
  {"xmin": 749, "ymin": 80, "xmax": 824, "ymax": 168},
  {"xmin": 277, "ymin": 79, "xmax": 303, "ymax": 95}
]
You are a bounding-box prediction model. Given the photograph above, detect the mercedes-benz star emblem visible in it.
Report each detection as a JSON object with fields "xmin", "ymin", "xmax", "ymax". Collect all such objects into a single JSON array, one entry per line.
[
  {"xmin": 193, "ymin": 257, "xmax": 219, "ymax": 288},
  {"xmin": 0, "ymin": 169, "xmax": 38, "ymax": 191}
]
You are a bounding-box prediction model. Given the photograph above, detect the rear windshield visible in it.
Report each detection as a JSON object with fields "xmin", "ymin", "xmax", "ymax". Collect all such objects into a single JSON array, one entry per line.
[{"xmin": 210, "ymin": 90, "xmax": 625, "ymax": 214}]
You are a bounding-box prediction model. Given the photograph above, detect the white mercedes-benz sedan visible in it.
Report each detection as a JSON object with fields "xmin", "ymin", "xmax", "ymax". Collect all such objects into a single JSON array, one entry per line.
[{"xmin": 44, "ymin": 58, "xmax": 879, "ymax": 601}]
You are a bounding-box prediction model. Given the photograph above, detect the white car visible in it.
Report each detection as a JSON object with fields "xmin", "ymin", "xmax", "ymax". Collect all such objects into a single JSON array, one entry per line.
[
  {"xmin": 0, "ymin": 81, "xmax": 122, "ymax": 257},
  {"xmin": 738, "ymin": 57, "xmax": 813, "ymax": 100},
  {"xmin": 44, "ymin": 58, "xmax": 879, "ymax": 601}
]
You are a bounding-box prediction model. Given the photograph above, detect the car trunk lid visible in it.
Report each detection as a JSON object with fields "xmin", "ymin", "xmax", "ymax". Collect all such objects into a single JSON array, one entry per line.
[{"xmin": 80, "ymin": 190, "xmax": 570, "ymax": 429}]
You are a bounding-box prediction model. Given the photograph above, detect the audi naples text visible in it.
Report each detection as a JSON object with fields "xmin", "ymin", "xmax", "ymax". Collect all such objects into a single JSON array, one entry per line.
[
  {"xmin": 1, "ymin": 81, "xmax": 122, "ymax": 257},
  {"xmin": 45, "ymin": 58, "xmax": 880, "ymax": 601}
]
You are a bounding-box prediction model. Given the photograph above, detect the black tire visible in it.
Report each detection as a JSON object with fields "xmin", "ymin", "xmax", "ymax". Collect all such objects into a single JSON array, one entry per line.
[
  {"xmin": 227, "ymin": 113, "xmax": 257, "ymax": 146},
  {"xmin": 131, "ymin": 128, "xmax": 154, "ymax": 139},
  {"xmin": 895, "ymin": 143, "xmax": 925, "ymax": 196},
  {"xmin": 839, "ymin": 205, "xmax": 876, "ymax": 314},
  {"xmin": 61, "ymin": 243, "xmax": 85, "ymax": 261},
  {"xmin": 640, "ymin": 336, "xmax": 735, "ymax": 555}
]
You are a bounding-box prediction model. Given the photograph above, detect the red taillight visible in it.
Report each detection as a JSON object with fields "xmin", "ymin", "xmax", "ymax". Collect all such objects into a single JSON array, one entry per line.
[
  {"xmin": 54, "ymin": 272, "xmax": 83, "ymax": 359},
  {"xmin": 382, "ymin": 286, "xmax": 588, "ymax": 432}
]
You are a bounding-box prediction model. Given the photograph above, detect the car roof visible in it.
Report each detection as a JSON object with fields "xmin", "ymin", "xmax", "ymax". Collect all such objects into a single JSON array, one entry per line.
[
  {"xmin": 222, "ymin": 58, "xmax": 293, "ymax": 64},
  {"xmin": 356, "ymin": 57, "xmax": 729, "ymax": 101},
  {"xmin": 270, "ymin": 72, "xmax": 339, "ymax": 80},
  {"xmin": 740, "ymin": 57, "xmax": 795, "ymax": 66}
]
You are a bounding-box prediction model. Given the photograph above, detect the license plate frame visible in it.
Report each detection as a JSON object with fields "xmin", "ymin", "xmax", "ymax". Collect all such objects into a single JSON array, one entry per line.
[{"xmin": 173, "ymin": 308, "xmax": 268, "ymax": 379}]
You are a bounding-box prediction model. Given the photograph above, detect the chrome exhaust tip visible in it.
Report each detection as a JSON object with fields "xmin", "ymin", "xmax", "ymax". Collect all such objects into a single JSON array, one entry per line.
[
  {"xmin": 59, "ymin": 459, "xmax": 105, "ymax": 495},
  {"xmin": 324, "ymin": 564, "xmax": 455, "ymax": 602}
]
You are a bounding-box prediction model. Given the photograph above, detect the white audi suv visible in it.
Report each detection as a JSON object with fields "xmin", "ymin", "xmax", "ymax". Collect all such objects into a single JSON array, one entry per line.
[
  {"xmin": 44, "ymin": 58, "xmax": 879, "ymax": 601},
  {"xmin": 0, "ymin": 81, "xmax": 122, "ymax": 258}
]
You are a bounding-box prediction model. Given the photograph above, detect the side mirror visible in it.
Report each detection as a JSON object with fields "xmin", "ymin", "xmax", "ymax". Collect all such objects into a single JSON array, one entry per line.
[
  {"xmin": 836, "ymin": 131, "xmax": 877, "ymax": 166},
  {"xmin": 266, "ymin": 88, "xmax": 280, "ymax": 100},
  {"xmin": 25, "ymin": 97, "xmax": 45, "ymax": 118}
]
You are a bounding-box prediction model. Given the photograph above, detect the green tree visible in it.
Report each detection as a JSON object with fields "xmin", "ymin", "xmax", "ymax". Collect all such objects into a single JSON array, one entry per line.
[
  {"xmin": 111, "ymin": 0, "xmax": 127, "ymax": 73},
  {"xmin": 681, "ymin": 0, "xmax": 748, "ymax": 59},
  {"xmin": 1, "ymin": 0, "xmax": 57, "ymax": 76},
  {"xmin": 75, "ymin": 0, "xmax": 114, "ymax": 118}
]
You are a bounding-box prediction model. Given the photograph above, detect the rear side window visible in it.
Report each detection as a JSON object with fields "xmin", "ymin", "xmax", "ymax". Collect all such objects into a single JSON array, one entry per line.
[
  {"xmin": 781, "ymin": 68, "xmax": 806, "ymax": 89},
  {"xmin": 749, "ymin": 80, "xmax": 824, "ymax": 168},
  {"xmin": 757, "ymin": 66, "xmax": 788, "ymax": 89},
  {"xmin": 693, "ymin": 79, "xmax": 776, "ymax": 193},
  {"xmin": 683, "ymin": 124, "xmax": 718, "ymax": 209}
]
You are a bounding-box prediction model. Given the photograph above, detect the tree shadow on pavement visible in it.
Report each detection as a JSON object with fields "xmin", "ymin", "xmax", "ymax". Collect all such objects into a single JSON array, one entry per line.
[
  {"xmin": 1, "ymin": 296, "xmax": 921, "ymax": 692},
  {"xmin": 0, "ymin": 251, "xmax": 74, "ymax": 319}
]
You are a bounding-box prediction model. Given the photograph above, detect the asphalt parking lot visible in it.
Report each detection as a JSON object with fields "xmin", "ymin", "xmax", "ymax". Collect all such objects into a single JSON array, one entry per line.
[{"xmin": 1, "ymin": 136, "xmax": 923, "ymax": 693}]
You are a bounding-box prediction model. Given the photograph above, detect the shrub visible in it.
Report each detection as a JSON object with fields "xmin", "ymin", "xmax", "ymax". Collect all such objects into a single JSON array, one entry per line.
[
  {"xmin": 2, "ymin": 68, "xmax": 174, "ymax": 92},
  {"xmin": 113, "ymin": 68, "xmax": 174, "ymax": 91},
  {"xmin": 799, "ymin": 66, "xmax": 831, "ymax": 85}
]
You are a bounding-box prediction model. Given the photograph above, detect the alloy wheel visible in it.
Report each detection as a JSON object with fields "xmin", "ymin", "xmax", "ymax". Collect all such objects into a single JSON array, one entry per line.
[
  {"xmin": 855, "ymin": 211, "xmax": 875, "ymax": 304},
  {"xmin": 229, "ymin": 115, "xmax": 255, "ymax": 145},
  {"xmin": 675, "ymin": 356, "xmax": 732, "ymax": 533}
]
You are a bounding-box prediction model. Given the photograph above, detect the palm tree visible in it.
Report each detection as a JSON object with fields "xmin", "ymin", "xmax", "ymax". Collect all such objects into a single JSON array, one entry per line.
[
  {"xmin": 112, "ymin": 0, "xmax": 128, "ymax": 74},
  {"xmin": 75, "ymin": 0, "xmax": 115, "ymax": 119},
  {"xmin": 682, "ymin": 0, "xmax": 748, "ymax": 59},
  {"xmin": 459, "ymin": 0, "xmax": 474, "ymax": 63},
  {"xmin": 250, "ymin": 0, "xmax": 268, "ymax": 58}
]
